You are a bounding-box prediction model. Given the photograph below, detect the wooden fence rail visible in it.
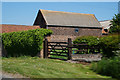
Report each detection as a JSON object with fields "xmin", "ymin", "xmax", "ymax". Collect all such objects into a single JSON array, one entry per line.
[{"xmin": 43, "ymin": 38, "xmax": 101, "ymax": 60}]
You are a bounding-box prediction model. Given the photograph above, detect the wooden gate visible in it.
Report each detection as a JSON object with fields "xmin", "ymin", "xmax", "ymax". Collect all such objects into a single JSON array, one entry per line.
[
  {"xmin": 43, "ymin": 38, "xmax": 101, "ymax": 60},
  {"xmin": 43, "ymin": 38, "xmax": 72, "ymax": 60}
]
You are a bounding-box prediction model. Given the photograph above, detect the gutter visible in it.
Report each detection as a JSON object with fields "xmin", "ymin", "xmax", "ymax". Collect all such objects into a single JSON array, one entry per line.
[{"xmin": 47, "ymin": 25, "xmax": 102, "ymax": 29}]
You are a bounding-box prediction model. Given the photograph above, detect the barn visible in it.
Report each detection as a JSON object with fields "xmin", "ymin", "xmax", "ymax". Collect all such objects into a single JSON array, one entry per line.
[
  {"xmin": 34, "ymin": 9, "xmax": 102, "ymax": 41},
  {"xmin": 99, "ymin": 20, "xmax": 112, "ymax": 35}
]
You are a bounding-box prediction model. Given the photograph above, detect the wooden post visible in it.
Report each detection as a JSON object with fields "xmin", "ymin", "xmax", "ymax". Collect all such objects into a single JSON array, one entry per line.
[
  {"xmin": 68, "ymin": 38, "xmax": 72, "ymax": 60},
  {"xmin": 43, "ymin": 38, "xmax": 48, "ymax": 58},
  {"xmin": 46, "ymin": 36, "xmax": 51, "ymax": 57}
]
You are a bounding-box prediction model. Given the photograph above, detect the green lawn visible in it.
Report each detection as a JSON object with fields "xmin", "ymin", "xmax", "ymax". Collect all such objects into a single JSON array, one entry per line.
[{"xmin": 2, "ymin": 56, "xmax": 112, "ymax": 78}]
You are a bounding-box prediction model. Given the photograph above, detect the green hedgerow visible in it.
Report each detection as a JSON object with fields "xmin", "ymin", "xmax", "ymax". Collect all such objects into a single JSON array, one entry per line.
[
  {"xmin": 73, "ymin": 36, "xmax": 100, "ymax": 46},
  {"xmin": 99, "ymin": 35, "xmax": 120, "ymax": 57},
  {"xmin": 2, "ymin": 28, "xmax": 52, "ymax": 57},
  {"xmin": 73, "ymin": 35, "xmax": 120, "ymax": 57}
]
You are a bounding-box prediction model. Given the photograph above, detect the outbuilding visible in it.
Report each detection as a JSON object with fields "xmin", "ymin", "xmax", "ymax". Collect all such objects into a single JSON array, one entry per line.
[
  {"xmin": 99, "ymin": 20, "xmax": 112, "ymax": 35},
  {"xmin": 34, "ymin": 9, "xmax": 102, "ymax": 41}
]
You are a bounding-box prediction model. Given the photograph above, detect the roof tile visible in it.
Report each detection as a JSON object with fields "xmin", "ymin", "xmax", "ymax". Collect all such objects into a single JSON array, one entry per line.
[{"xmin": 1, "ymin": 24, "xmax": 40, "ymax": 33}]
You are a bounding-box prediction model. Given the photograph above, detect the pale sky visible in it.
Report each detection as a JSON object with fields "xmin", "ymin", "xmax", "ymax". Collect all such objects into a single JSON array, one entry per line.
[{"xmin": 1, "ymin": 0, "xmax": 120, "ymax": 2}]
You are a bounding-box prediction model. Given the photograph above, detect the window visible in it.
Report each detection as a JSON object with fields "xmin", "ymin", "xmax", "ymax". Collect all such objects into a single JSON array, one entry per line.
[{"xmin": 75, "ymin": 28, "xmax": 79, "ymax": 32}]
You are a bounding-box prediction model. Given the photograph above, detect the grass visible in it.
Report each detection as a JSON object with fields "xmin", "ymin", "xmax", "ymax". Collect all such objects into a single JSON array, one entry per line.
[
  {"xmin": 2, "ymin": 56, "xmax": 113, "ymax": 78},
  {"xmin": 91, "ymin": 57, "xmax": 120, "ymax": 79}
]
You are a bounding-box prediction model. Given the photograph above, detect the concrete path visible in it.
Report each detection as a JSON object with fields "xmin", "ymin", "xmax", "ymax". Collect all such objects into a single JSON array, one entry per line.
[{"xmin": 0, "ymin": 71, "xmax": 28, "ymax": 80}]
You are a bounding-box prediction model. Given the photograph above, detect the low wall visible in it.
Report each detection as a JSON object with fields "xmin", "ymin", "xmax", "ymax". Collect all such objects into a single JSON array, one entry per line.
[
  {"xmin": 72, "ymin": 54, "xmax": 102, "ymax": 62},
  {"xmin": 39, "ymin": 36, "xmax": 51, "ymax": 58}
]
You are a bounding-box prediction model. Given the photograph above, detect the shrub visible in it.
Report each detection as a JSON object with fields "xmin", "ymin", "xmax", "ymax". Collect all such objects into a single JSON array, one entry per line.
[
  {"xmin": 2, "ymin": 28, "xmax": 52, "ymax": 57},
  {"xmin": 73, "ymin": 36, "xmax": 100, "ymax": 54},
  {"xmin": 73, "ymin": 36, "xmax": 100, "ymax": 46},
  {"xmin": 91, "ymin": 56, "xmax": 120, "ymax": 79},
  {"xmin": 73, "ymin": 35, "xmax": 120, "ymax": 57},
  {"xmin": 99, "ymin": 35, "xmax": 120, "ymax": 57}
]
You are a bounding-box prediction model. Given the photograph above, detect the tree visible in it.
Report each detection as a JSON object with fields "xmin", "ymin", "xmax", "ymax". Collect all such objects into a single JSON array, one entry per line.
[{"xmin": 109, "ymin": 14, "xmax": 120, "ymax": 33}]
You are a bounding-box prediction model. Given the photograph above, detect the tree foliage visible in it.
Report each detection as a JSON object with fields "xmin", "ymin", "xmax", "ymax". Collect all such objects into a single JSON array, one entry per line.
[{"xmin": 109, "ymin": 14, "xmax": 120, "ymax": 33}]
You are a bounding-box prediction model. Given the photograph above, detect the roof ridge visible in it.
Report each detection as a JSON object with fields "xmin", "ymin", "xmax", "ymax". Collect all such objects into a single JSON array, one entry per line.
[
  {"xmin": 40, "ymin": 9, "xmax": 94, "ymax": 16},
  {"xmin": 99, "ymin": 20, "xmax": 112, "ymax": 22},
  {"xmin": 34, "ymin": 9, "xmax": 101, "ymax": 28}
]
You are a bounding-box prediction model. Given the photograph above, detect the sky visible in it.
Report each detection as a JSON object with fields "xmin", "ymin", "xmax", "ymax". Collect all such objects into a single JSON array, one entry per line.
[
  {"xmin": 1, "ymin": 0, "xmax": 120, "ymax": 2},
  {"xmin": 2, "ymin": 2, "xmax": 119, "ymax": 26}
]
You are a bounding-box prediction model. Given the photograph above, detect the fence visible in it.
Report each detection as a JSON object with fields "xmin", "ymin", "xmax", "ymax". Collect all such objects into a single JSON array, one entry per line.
[{"xmin": 43, "ymin": 38, "xmax": 101, "ymax": 60}]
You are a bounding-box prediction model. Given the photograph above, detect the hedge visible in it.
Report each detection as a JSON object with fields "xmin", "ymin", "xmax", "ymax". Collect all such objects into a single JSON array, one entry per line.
[
  {"xmin": 2, "ymin": 28, "xmax": 52, "ymax": 57},
  {"xmin": 73, "ymin": 36, "xmax": 100, "ymax": 46},
  {"xmin": 91, "ymin": 56, "xmax": 120, "ymax": 79},
  {"xmin": 73, "ymin": 35, "xmax": 120, "ymax": 57},
  {"xmin": 99, "ymin": 35, "xmax": 120, "ymax": 57}
]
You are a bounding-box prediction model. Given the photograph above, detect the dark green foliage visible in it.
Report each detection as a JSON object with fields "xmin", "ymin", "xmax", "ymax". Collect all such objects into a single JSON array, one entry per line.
[
  {"xmin": 109, "ymin": 14, "xmax": 120, "ymax": 33},
  {"xmin": 73, "ymin": 36, "xmax": 100, "ymax": 46},
  {"xmin": 99, "ymin": 35, "xmax": 120, "ymax": 57},
  {"xmin": 109, "ymin": 25, "xmax": 120, "ymax": 33},
  {"xmin": 91, "ymin": 57, "xmax": 120, "ymax": 79},
  {"xmin": 73, "ymin": 36, "xmax": 100, "ymax": 54},
  {"xmin": 2, "ymin": 28, "xmax": 52, "ymax": 57},
  {"xmin": 73, "ymin": 35, "xmax": 120, "ymax": 57}
]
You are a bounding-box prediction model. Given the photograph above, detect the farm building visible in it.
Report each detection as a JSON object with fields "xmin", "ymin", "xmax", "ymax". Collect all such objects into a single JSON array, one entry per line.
[
  {"xmin": 99, "ymin": 20, "xmax": 112, "ymax": 35},
  {"xmin": 34, "ymin": 9, "xmax": 102, "ymax": 41}
]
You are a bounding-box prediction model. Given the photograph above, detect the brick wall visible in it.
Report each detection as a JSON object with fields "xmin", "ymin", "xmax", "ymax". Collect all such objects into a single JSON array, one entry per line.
[{"xmin": 48, "ymin": 27, "xmax": 102, "ymax": 42}]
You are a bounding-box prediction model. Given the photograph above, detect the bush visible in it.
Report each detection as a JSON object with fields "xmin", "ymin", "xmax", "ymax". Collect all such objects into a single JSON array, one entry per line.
[
  {"xmin": 73, "ymin": 35, "xmax": 120, "ymax": 57},
  {"xmin": 109, "ymin": 25, "xmax": 120, "ymax": 33},
  {"xmin": 91, "ymin": 56, "xmax": 120, "ymax": 79},
  {"xmin": 73, "ymin": 36, "xmax": 100, "ymax": 46},
  {"xmin": 2, "ymin": 28, "xmax": 52, "ymax": 57},
  {"xmin": 73, "ymin": 36, "xmax": 100, "ymax": 54},
  {"xmin": 99, "ymin": 35, "xmax": 120, "ymax": 57}
]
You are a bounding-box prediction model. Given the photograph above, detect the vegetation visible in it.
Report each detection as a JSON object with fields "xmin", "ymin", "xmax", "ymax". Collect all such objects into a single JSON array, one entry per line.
[
  {"xmin": 91, "ymin": 56, "xmax": 120, "ymax": 79},
  {"xmin": 73, "ymin": 36, "xmax": 100, "ymax": 54},
  {"xmin": 2, "ymin": 28, "xmax": 52, "ymax": 57},
  {"xmin": 50, "ymin": 50, "xmax": 68, "ymax": 60},
  {"xmin": 99, "ymin": 34, "xmax": 120, "ymax": 57},
  {"xmin": 2, "ymin": 56, "xmax": 112, "ymax": 78},
  {"xmin": 73, "ymin": 35, "xmax": 120, "ymax": 57},
  {"xmin": 73, "ymin": 36, "xmax": 99, "ymax": 46},
  {"xmin": 109, "ymin": 14, "xmax": 120, "ymax": 33}
]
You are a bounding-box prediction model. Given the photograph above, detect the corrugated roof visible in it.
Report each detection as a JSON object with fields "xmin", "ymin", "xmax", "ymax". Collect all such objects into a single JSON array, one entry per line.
[
  {"xmin": 40, "ymin": 9, "xmax": 101, "ymax": 28},
  {"xmin": 99, "ymin": 20, "xmax": 112, "ymax": 29}
]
